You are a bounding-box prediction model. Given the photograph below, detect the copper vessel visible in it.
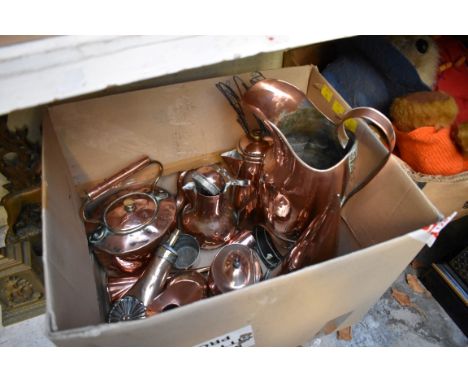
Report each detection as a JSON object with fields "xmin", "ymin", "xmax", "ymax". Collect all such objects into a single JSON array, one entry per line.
[
  {"xmin": 82, "ymin": 156, "xmax": 177, "ymax": 277},
  {"xmin": 208, "ymin": 243, "xmax": 262, "ymax": 295},
  {"xmin": 146, "ymin": 271, "xmax": 208, "ymax": 316},
  {"xmin": 242, "ymin": 79, "xmax": 395, "ymax": 272},
  {"xmin": 221, "ymin": 131, "xmax": 271, "ymax": 228},
  {"xmin": 180, "ymin": 165, "xmax": 248, "ymax": 249}
]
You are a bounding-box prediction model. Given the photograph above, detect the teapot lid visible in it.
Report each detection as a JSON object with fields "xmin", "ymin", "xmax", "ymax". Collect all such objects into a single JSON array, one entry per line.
[
  {"xmin": 104, "ymin": 192, "xmax": 158, "ymax": 234},
  {"xmin": 211, "ymin": 244, "xmax": 262, "ymax": 293},
  {"xmin": 192, "ymin": 166, "xmax": 226, "ymax": 195}
]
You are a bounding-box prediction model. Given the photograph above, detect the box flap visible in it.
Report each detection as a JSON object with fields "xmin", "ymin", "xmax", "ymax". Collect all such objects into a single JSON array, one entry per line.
[
  {"xmin": 341, "ymin": 156, "xmax": 442, "ymax": 247},
  {"xmin": 42, "ymin": 112, "xmax": 102, "ymax": 331}
]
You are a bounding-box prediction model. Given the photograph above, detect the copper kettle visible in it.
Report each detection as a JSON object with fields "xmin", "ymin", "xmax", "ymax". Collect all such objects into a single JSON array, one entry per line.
[
  {"xmin": 242, "ymin": 78, "xmax": 396, "ymax": 272},
  {"xmin": 82, "ymin": 156, "xmax": 177, "ymax": 277}
]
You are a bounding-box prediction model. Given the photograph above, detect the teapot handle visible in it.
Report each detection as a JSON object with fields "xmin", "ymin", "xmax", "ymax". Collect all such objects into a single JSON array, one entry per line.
[
  {"xmin": 81, "ymin": 156, "xmax": 163, "ymax": 224},
  {"xmin": 339, "ymin": 107, "xmax": 396, "ymax": 206}
]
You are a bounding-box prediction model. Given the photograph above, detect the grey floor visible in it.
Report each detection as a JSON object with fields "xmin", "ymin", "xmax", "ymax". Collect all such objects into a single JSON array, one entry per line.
[
  {"xmin": 306, "ymin": 271, "xmax": 467, "ymax": 346},
  {"xmin": 1, "ymin": 269, "xmax": 466, "ymax": 347}
]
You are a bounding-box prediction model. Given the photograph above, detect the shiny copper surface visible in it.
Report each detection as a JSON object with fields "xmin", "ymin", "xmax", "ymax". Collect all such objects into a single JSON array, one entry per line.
[
  {"xmin": 96, "ymin": 249, "xmax": 152, "ymax": 277},
  {"xmin": 86, "ymin": 156, "xmax": 157, "ymax": 201},
  {"xmin": 108, "ymin": 274, "xmax": 140, "ymax": 302},
  {"xmin": 181, "ymin": 166, "xmax": 237, "ymax": 249},
  {"xmin": 229, "ymin": 229, "xmax": 256, "ymax": 248},
  {"xmin": 89, "ymin": 187, "xmax": 177, "ymax": 258},
  {"xmin": 208, "ymin": 244, "xmax": 262, "ymax": 295},
  {"xmin": 242, "ymin": 79, "xmax": 395, "ymax": 271},
  {"xmin": 222, "ymin": 132, "xmax": 271, "ymax": 228},
  {"xmin": 146, "ymin": 271, "xmax": 208, "ymax": 316},
  {"xmin": 192, "ymin": 166, "xmax": 226, "ymax": 195},
  {"xmin": 175, "ymin": 170, "xmax": 192, "ymax": 213},
  {"xmin": 126, "ymin": 229, "xmax": 180, "ymax": 306},
  {"xmin": 83, "ymin": 157, "xmax": 176, "ymax": 277}
]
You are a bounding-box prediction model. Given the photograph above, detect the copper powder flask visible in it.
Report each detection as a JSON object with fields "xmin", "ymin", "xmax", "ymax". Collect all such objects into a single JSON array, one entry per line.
[
  {"xmin": 242, "ymin": 79, "xmax": 396, "ymax": 273},
  {"xmin": 82, "ymin": 156, "xmax": 177, "ymax": 277}
]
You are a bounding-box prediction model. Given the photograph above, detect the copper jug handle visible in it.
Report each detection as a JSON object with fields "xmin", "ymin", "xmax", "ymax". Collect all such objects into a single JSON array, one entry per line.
[
  {"xmin": 339, "ymin": 107, "xmax": 395, "ymax": 206},
  {"xmin": 81, "ymin": 156, "xmax": 163, "ymax": 224}
]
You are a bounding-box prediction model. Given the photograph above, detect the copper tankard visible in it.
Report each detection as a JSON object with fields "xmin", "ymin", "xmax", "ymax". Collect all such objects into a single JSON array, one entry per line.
[{"xmin": 242, "ymin": 79, "xmax": 395, "ymax": 273}]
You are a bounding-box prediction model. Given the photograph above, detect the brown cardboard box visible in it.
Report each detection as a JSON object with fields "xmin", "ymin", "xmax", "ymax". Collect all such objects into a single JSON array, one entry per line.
[
  {"xmin": 42, "ymin": 65, "xmax": 440, "ymax": 346},
  {"xmin": 394, "ymin": 157, "xmax": 468, "ymax": 221}
]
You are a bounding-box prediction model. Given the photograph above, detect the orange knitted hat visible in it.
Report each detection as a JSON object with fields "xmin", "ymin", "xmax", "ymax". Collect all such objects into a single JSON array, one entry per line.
[{"xmin": 396, "ymin": 126, "xmax": 468, "ymax": 176}]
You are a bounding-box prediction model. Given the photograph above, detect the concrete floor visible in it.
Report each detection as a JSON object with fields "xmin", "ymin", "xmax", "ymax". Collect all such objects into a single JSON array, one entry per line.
[
  {"xmin": 1, "ymin": 268, "xmax": 466, "ymax": 347},
  {"xmin": 306, "ymin": 271, "xmax": 467, "ymax": 346}
]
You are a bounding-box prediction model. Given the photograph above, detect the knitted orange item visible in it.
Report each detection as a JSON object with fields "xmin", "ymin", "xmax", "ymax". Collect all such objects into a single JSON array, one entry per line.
[{"xmin": 396, "ymin": 126, "xmax": 468, "ymax": 175}]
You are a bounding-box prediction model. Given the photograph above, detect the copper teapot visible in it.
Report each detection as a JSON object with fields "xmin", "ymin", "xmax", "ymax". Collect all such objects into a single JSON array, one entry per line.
[
  {"xmin": 82, "ymin": 156, "xmax": 177, "ymax": 277},
  {"xmin": 242, "ymin": 79, "xmax": 395, "ymax": 272}
]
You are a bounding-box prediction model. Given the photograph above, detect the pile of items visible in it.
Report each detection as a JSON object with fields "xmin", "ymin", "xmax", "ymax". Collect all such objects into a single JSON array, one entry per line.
[{"xmin": 80, "ymin": 74, "xmax": 395, "ymax": 323}]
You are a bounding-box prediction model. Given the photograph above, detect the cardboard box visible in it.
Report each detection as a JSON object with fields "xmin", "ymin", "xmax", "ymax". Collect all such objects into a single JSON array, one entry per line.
[
  {"xmin": 42, "ymin": 65, "xmax": 440, "ymax": 346},
  {"xmin": 393, "ymin": 157, "xmax": 468, "ymax": 221}
]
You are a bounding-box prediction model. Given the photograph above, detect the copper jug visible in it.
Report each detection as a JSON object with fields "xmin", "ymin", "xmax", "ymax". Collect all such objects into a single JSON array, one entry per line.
[
  {"xmin": 242, "ymin": 79, "xmax": 395, "ymax": 272},
  {"xmin": 82, "ymin": 156, "xmax": 177, "ymax": 277},
  {"xmin": 180, "ymin": 165, "xmax": 248, "ymax": 249}
]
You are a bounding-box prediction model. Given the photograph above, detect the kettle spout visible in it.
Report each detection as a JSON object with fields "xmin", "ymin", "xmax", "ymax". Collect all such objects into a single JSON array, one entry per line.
[{"xmin": 221, "ymin": 150, "xmax": 244, "ymax": 177}]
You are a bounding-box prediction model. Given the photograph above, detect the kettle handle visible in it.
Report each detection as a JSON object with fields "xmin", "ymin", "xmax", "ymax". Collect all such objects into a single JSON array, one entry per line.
[
  {"xmin": 81, "ymin": 156, "xmax": 163, "ymax": 224},
  {"xmin": 339, "ymin": 107, "xmax": 396, "ymax": 206}
]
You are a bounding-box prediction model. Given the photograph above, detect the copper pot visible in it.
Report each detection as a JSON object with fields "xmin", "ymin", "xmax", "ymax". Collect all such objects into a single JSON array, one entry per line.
[
  {"xmin": 82, "ymin": 156, "xmax": 177, "ymax": 277},
  {"xmin": 208, "ymin": 243, "xmax": 262, "ymax": 295}
]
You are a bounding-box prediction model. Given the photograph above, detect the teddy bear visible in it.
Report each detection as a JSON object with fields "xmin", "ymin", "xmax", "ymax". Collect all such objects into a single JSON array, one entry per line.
[
  {"xmin": 390, "ymin": 90, "xmax": 467, "ymax": 175},
  {"xmin": 323, "ymin": 35, "xmax": 468, "ymax": 176}
]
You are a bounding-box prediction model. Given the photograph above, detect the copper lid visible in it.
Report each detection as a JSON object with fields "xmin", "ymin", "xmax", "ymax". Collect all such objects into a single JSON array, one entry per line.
[
  {"xmin": 209, "ymin": 244, "xmax": 262, "ymax": 294},
  {"xmin": 238, "ymin": 132, "xmax": 270, "ymax": 162},
  {"xmin": 89, "ymin": 188, "xmax": 177, "ymax": 257},
  {"xmin": 192, "ymin": 166, "xmax": 226, "ymax": 195},
  {"xmin": 104, "ymin": 192, "xmax": 158, "ymax": 234}
]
